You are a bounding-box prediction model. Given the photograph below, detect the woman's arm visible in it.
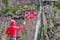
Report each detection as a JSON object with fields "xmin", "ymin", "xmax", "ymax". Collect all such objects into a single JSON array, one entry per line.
[
  {"xmin": 15, "ymin": 21, "xmax": 26, "ymax": 30},
  {"xmin": 5, "ymin": 27, "xmax": 9, "ymax": 34}
]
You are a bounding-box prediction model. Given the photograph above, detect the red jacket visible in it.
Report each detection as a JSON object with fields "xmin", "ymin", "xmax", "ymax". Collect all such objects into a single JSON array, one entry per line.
[{"xmin": 5, "ymin": 19, "xmax": 25, "ymax": 37}]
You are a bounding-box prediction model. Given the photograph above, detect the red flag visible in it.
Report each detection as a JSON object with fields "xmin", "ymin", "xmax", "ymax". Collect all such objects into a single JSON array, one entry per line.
[{"xmin": 25, "ymin": 11, "xmax": 34, "ymax": 19}]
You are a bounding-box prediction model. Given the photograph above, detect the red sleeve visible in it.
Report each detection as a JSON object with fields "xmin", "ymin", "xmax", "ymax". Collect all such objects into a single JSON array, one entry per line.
[
  {"xmin": 15, "ymin": 24, "xmax": 25, "ymax": 30},
  {"xmin": 5, "ymin": 27, "xmax": 9, "ymax": 34}
]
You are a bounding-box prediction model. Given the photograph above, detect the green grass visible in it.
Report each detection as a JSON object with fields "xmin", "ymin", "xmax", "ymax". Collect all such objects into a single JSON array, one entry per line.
[
  {"xmin": 2, "ymin": 7, "xmax": 18, "ymax": 14},
  {"xmin": 47, "ymin": 26, "xmax": 56, "ymax": 40},
  {"xmin": 2, "ymin": 7, "xmax": 10, "ymax": 14},
  {"xmin": 2, "ymin": 0, "xmax": 8, "ymax": 7},
  {"xmin": 10, "ymin": 7, "xmax": 18, "ymax": 13},
  {"xmin": 38, "ymin": 26, "xmax": 45, "ymax": 40},
  {"xmin": 20, "ymin": 4, "xmax": 36, "ymax": 10},
  {"xmin": 53, "ymin": 2, "xmax": 60, "ymax": 10},
  {"xmin": 2, "ymin": 0, "xmax": 7, "ymax": 5}
]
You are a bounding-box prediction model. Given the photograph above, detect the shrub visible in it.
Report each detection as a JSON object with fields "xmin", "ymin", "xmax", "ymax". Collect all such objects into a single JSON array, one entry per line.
[
  {"xmin": 10, "ymin": 7, "xmax": 18, "ymax": 13},
  {"xmin": 2, "ymin": 7, "xmax": 10, "ymax": 14}
]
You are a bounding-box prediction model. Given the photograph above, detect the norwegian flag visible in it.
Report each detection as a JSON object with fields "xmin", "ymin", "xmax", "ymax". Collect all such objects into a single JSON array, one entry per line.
[{"xmin": 25, "ymin": 11, "xmax": 34, "ymax": 19}]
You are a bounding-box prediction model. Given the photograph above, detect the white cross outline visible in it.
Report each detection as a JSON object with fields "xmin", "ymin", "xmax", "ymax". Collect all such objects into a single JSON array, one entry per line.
[{"xmin": 27, "ymin": 12, "xmax": 30, "ymax": 18}]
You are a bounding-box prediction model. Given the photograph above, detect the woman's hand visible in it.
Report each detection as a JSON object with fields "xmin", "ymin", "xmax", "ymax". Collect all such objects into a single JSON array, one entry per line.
[{"xmin": 23, "ymin": 21, "xmax": 26, "ymax": 24}]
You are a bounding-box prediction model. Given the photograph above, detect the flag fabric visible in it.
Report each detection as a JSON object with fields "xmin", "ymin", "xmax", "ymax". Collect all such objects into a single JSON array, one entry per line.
[{"xmin": 25, "ymin": 11, "xmax": 34, "ymax": 19}]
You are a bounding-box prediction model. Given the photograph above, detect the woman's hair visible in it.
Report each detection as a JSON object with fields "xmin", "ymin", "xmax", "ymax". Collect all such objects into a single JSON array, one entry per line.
[{"xmin": 11, "ymin": 17, "xmax": 14, "ymax": 20}]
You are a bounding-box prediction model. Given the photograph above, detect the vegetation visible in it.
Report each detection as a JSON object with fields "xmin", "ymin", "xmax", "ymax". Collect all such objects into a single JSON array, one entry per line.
[
  {"xmin": 10, "ymin": 7, "xmax": 18, "ymax": 13},
  {"xmin": 38, "ymin": 2, "xmax": 60, "ymax": 40},
  {"xmin": 19, "ymin": 4, "xmax": 36, "ymax": 11},
  {"xmin": 2, "ymin": 7, "xmax": 10, "ymax": 14},
  {"xmin": 46, "ymin": 2, "xmax": 60, "ymax": 40},
  {"xmin": 2, "ymin": 0, "xmax": 18, "ymax": 14},
  {"xmin": 53, "ymin": 2, "xmax": 60, "ymax": 9},
  {"xmin": 19, "ymin": 36, "xmax": 23, "ymax": 40},
  {"xmin": 1, "ymin": 0, "xmax": 36, "ymax": 14},
  {"xmin": 47, "ymin": 26, "xmax": 56, "ymax": 40},
  {"xmin": 2, "ymin": 0, "xmax": 8, "ymax": 7},
  {"xmin": 52, "ymin": 2, "xmax": 60, "ymax": 23},
  {"xmin": 47, "ymin": 2, "xmax": 60, "ymax": 40},
  {"xmin": 38, "ymin": 26, "xmax": 45, "ymax": 40}
]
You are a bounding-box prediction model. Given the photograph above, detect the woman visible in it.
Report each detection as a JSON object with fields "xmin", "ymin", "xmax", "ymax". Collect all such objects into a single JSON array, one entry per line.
[{"xmin": 5, "ymin": 19, "xmax": 26, "ymax": 40}]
